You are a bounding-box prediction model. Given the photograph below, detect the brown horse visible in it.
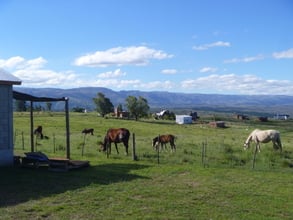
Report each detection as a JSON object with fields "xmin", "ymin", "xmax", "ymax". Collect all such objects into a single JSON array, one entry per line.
[
  {"xmin": 152, "ymin": 134, "xmax": 176, "ymax": 152},
  {"xmin": 82, "ymin": 128, "xmax": 94, "ymax": 135},
  {"xmin": 34, "ymin": 125, "xmax": 44, "ymax": 139},
  {"xmin": 100, "ymin": 128, "xmax": 130, "ymax": 155}
]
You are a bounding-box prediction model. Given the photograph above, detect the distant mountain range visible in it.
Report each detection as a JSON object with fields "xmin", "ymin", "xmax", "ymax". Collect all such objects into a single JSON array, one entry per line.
[{"xmin": 13, "ymin": 87, "xmax": 293, "ymax": 116}]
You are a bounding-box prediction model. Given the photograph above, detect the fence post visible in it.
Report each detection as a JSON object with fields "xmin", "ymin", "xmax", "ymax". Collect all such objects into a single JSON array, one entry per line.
[
  {"xmin": 252, "ymin": 145, "xmax": 258, "ymax": 169},
  {"xmin": 22, "ymin": 131, "xmax": 25, "ymax": 150},
  {"xmin": 53, "ymin": 133, "xmax": 56, "ymax": 153},
  {"xmin": 14, "ymin": 130, "xmax": 17, "ymax": 146},
  {"xmin": 132, "ymin": 133, "xmax": 138, "ymax": 161},
  {"xmin": 106, "ymin": 137, "xmax": 110, "ymax": 158},
  {"xmin": 82, "ymin": 134, "xmax": 86, "ymax": 156},
  {"xmin": 202, "ymin": 140, "xmax": 207, "ymax": 167},
  {"xmin": 157, "ymin": 134, "xmax": 160, "ymax": 164}
]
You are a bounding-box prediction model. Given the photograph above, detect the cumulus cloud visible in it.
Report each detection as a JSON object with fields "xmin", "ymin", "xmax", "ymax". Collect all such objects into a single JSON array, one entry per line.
[
  {"xmin": 97, "ymin": 69, "xmax": 126, "ymax": 78},
  {"xmin": 0, "ymin": 56, "xmax": 78, "ymax": 87},
  {"xmin": 140, "ymin": 80, "xmax": 174, "ymax": 90},
  {"xmin": 161, "ymin": 69, "xmax": 177, "ymax": 74},
  {"xmin": 0, "ymin": 56, "xmax": 47, "ymax": 70},
  {"xmin": 180, "ymin": 74, "xmax": 293, "ymax": 95},
  {"xmin": 224, "ymin": 54, "xmax": 264, "ymax": 63},
  {"xmin": 272, "ymin": 48, "xmax": 293, "ymax": 59},
  {"xmin": 91, "ymin": 79, "xmax": 141, "ymax": 88},
  {"xmin": 74, "ymin": 46, "xmax": 173, "ymax": 67},
  {"xmin": 199, "ymin": 67, "xmax": 217, "ymax": 73},
  {"xmin": 193, "ymin": 41, "xmax": 231, "ymax": 50},
  {"xmin": 88, "ymin": 78, "xmax": 174, "ymax": 91}
]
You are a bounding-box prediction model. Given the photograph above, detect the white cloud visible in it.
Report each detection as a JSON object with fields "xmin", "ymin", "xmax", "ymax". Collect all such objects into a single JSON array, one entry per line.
[
  {"xmin": 0, "ymin": 56, "xmax": 78, "ymax": 87},
  {"xmin": 161, "ymin": 69, "xmax": 177, "ymax": 74},
  {"xmin": 91, "ymin": 79, "xmax": 141, "ymax": 88},
  {"xmin": 193, "ymin": 41, "xmax": 231, "ymax": 50},
  {"xmin": 140, "ymin": 80, "xmax": 174, "ymax": 90},
  {"xmin": 272, "ymin": 48, "xmax": 293, "ymax": 59},
  {"xmin": 97, "ymin": 69, "xmax": 126, "ymax": 78},
  {"xmin": 224, "ymin": 54, "xmax": 264, "ymax": 63},
  {"xmin": 199, "ymin": 67, "xmax": 217, "ymax": 73},
  {"xmin": 87, "ymin": 78, "xmax": 174, "ymax": 91},
  {"xmin": 180, "ymin": 74, "xmax": 293, "ymax": 95},
  {"xmin": 0, "ymin": 56, "xmax": 48, "ymax": 70},
  {"xmin": 74, "ymin": 46, "xmax": 173, "ymax": 67}
]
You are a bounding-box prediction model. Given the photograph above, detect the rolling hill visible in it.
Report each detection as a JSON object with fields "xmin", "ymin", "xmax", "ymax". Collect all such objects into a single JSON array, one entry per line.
[{"xmin": 13, "ymin": 87, "xmax": 293, "ymax": 116}]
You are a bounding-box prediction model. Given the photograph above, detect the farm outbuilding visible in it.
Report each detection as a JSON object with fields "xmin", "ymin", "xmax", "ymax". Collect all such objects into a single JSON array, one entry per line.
[
  {"xmin": 176, "ymin": 115, "xmax": 192, "ymax": 124},
  {"xmin": 0, "ymin": 70, "xmax": 21, "ymax": 166},
  {"xmin": 209, "ymin": 121, "xmax": 226, "ymax": 128}
]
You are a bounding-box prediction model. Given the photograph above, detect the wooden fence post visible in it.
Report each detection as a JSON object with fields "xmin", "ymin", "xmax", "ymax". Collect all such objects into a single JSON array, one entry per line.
[
  {"xmin": 157, "ymin": 134, "xmax": 160, "ymax": 164},
  {"xmin": 106, "ymin": 137, "xmax": 110, "ymax": 158},
  {"xmin": 14, "ymin": 130, "xmax": 17, "ymax": 146},
  {"xmin": 132, "ymin": 133, "xmax": 138, "ymax": 161},
  {"xmin": 22, "ymin": 131, "xmax": 24, "ymax": 150},
  {"xmin": 252, "ymin": 145, "xmax": 258, "ymax": 169},
  {"xmin": 202, "ymin": 140, "xmax": 207, "ymax": 167},
  {"xmin": 82, "ymin": 134, "xmax": 86, "ymax": 156},
  {"xmin": 53, "ymin": 133, "xmax": 56, "ymax": 153}
]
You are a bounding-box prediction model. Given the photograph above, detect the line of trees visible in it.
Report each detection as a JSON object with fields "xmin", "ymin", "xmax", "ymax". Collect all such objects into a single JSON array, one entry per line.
[
  {"xmin": 93, "ymin": 92, "xmax": 150, "ymax": 121},
  {"xmin": 14, "ymin": 100, "xmax": 52, "ymax": 112}
]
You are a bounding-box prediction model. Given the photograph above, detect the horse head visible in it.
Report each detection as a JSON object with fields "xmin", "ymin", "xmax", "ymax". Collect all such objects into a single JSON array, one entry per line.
[
  {"xmin": 243, "ymin": 141, "xmax": 250, "ymax": 150},
  {"xmin": 152, "ymin": 137, "xmax": 159, "ymax": 149},
  {"xmin": 98, "ymin": 141, "xmax": 107, "ymax": 152}
]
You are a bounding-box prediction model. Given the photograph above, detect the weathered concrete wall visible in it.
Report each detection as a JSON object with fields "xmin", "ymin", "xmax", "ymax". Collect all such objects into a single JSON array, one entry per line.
[{"xmin": 0, "ymin": 85, "xmax": 13, "ymax": 166}]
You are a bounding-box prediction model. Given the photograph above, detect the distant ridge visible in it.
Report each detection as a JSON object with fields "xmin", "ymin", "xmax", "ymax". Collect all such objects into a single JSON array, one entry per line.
[{"xmin": 13, "ymin": 87, "xmax": 293, "ymax": 115}]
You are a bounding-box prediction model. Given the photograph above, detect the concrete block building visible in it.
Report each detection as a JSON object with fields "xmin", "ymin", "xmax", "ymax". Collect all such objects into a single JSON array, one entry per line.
[{"xmin": 0, "ymin": 69, "xmax": 21, "ymax": 166}]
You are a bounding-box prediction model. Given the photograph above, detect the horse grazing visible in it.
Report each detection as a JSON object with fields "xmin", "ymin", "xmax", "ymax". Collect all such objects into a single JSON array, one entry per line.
[
  {"xmin": 243, "ymin": 129, "xmax": 282, "ymax": 152},
  {"xmin": 152, "ymin": 134, "xmax": 176, "ymax": 152},
  {"xmin": 100, "ymin": 128, "xmax": 130, "ymax": 155},
  {"xmin": 34, "ymin": 125, "xmax": 44, "ymax": 139},
  {"xmin": 82, "ymin": 128, "xmax": 94, "ymax": 135}
]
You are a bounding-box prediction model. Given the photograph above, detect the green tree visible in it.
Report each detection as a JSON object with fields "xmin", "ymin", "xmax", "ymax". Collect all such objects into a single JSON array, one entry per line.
[
  {"xmin": 125, "ymin": 96, "xmax": 149, "ymax": 121},
  {"xmin": 93, "ymin": 92, "xmax": 114, "ymax": 117},
  {"xmin": 15, "ymin": 100, "xmax": 27, "ymax": 112},
  {"xmin": 46, "ymin": 102, "xmax": 52, "ymax": 111}
]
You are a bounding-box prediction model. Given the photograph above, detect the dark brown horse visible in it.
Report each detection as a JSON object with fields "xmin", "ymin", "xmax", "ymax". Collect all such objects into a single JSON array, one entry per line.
[
  {"xmin": 34, "ymin": 125, "xmax": 44, "ymax": 139},
  {"xmin": 82, "ymin": 128, "xmax": 94, "ymax": 135},
  {"xmin": 152, "ymin": 134, "xmax": 176, "ymax": 152},
  {"xmin": 100, "ymin": 128, "xmax": 130, "ymax": 155}
]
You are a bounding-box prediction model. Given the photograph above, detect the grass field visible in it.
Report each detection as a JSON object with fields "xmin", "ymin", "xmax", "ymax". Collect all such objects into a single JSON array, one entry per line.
[{"xmin": 0, "ymin": 112, "xmax": 292, "ymax": 219}]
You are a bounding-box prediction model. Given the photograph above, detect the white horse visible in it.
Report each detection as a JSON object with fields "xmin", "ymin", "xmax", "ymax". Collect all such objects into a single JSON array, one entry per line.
[{"xmin": 243, "ymin": 129, "xmax": 282, "ymax": 152}]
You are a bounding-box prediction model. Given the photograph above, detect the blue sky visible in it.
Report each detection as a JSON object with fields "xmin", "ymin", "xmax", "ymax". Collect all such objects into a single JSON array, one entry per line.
[{"xmin": 0, "ymin": 0, "xmax": 292, "ymax": 95}]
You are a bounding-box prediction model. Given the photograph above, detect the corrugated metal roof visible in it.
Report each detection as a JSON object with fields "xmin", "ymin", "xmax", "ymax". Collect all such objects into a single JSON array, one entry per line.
[
  {"xmin": 0, "ymin": 69, "xmax": 21, "ymax": 85},
  {"xmin": 13, "ymin": 90, "xmax": 68, "ymax": 102}
]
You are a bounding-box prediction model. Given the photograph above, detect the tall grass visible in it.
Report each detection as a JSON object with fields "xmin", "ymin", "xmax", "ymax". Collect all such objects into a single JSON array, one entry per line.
[{"xmin": 0, "ymin": 112, "xmax": 292, "ymax": 219}]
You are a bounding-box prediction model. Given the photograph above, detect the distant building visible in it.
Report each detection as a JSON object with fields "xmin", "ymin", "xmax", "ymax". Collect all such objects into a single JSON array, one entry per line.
[
  {"xmin": 189, "ymin": 111, "xmax": 199, "ymax": 121},
  {"xmin": 273, "ymin": 114, "xmax": 290, "ymax": 120},
  {"xmin": 176, "ymin": 115, "xmax": 192, "ymax": 124},
  {"xmin": 209, "ymin": 121, "xmax": 226, "ymax": 128},
  {"xmin": 0, "ymin": 70, "xmax": 21, "ymax": 166}
]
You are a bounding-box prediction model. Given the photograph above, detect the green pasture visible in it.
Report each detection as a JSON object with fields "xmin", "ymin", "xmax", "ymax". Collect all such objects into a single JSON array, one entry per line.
[{"xmin": 0, "ymin": 112, "xmax": 292, "ymax": 219}]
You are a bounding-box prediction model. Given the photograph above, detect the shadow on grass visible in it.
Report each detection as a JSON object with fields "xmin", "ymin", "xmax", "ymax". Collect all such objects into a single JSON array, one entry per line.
[{"xmin": 0, "ymin": 163, "xmax": 150, "ymax": 207}]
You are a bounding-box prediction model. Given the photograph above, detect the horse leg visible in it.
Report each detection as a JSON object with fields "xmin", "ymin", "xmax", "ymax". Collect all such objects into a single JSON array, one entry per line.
[
  {"xmin": 123, "ymin": 141, "xmax": 129, "ymax": 155},
  {"xmin": 107, "ymin": 143, "xmax": 112, "ymax": 154},
  {"xmin": 257, "ymin": 142, "xmax": 261, "ymax": 152},
  {"xmin": 172, "ymin": 143, "xmax": 176, "ymax": 152},
  {"xmin": 170, "ymin": 140, "xmax": 176, "ymax": 152},
  {"xmin": 277, "ymin": 138, "xmax": 282, "ymax": 152},
  {"xmin": 114, "ymin": 143, "xmax": 119, "ymax": 154}
]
